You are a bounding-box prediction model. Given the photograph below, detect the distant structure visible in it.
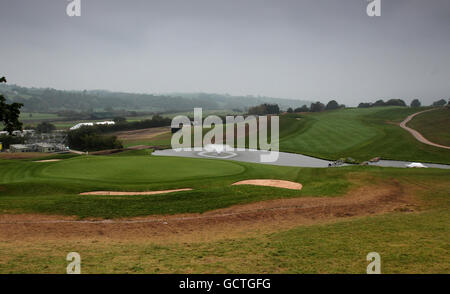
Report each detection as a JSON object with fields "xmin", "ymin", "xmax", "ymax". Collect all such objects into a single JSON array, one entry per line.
[
  {"xmin": 1, "ymin": 129, "xmax": 69, "ymax": 153},
  {"xmin": 70, "ymin": 121, "xmax": 115, "ymax": 130},
  {"xmin": 0, "ymin": 130, "xmax": 35, "ymax": 137},
  {"xmin": 10, "ymin": 143, "xmax": 67, "ymax": 153}
]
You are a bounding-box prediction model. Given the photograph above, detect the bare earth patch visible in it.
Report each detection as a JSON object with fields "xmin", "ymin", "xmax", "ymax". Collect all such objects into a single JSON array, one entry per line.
[
  {"xmin": 232, "ymin": 179, "xmax": 302, "ymax": 190},
  {"xmin": 0, "ymin": 180, "xmax": 418, "ymax": 244},
  {"xmin": 80, "ymin": 188, "xmax": 192, "ymax": 196},
  {"xmin": 0, "ymin": 152, "xmax": 49, "ymax": 159},
  {"xmin": 114, "ymin": 127, "xmax": 170, "ymax": 141},
  {"xmin": 33, "ymin": 159, "xmax": 62, "ymax": 163}
]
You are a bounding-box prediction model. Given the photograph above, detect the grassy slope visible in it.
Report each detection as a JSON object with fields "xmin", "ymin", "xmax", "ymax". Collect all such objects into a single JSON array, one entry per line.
[
  {"xmin": 279, "ymin": 107, "xmax": 450, "ymax": 164},
  {"xmin": 407, "ymin": 107, "xmax": 450, "ymax": 147}
]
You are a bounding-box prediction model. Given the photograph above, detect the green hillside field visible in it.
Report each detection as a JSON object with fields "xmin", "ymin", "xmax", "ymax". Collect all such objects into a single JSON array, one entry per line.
[
  {"xmin": 406, "ymin": 107, "xmax": 450, "ymax": 147},
  {"xmin": 279, "ymin": 107, "xmax": 450, "ymax": 164}
]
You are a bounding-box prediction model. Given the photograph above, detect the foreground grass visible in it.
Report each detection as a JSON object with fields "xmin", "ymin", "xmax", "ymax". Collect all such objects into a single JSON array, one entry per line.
[
  {"xmin": 407, "ymin": 107, "xmax": 450, "ymax": 147},
  {"xmin": 0, "ymin": 151, "xmax": 448, "ymax": 273},
  {"xmin": 1, "ymin": 207, "xmax": 448, "ymax": 273}
]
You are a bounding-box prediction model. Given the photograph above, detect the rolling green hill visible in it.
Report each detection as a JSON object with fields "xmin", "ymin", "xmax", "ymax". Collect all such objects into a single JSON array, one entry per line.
[
  {"xmin": 279, "ymin": 107, "xmax": 450, "ymax": 164},
  {"xmin": 406, "ymin": 108, "xmax": 450, "ymax": 147}
]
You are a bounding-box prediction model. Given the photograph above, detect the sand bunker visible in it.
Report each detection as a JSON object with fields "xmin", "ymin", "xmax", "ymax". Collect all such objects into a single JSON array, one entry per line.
[
  {"xmin": 34, "ymin": 159, "xmax": 62, "ymax": 163},
  {"xmin": 80, "ymin": 188, "xmax": 192, "ymax": 196},
  {"xmin": 232, "ymin": 179, "xmax": 302, "ymax": 190}
]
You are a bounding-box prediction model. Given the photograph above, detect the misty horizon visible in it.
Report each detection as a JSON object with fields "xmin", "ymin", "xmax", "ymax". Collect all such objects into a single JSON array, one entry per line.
[{"xmin": 1, "ymin": 0, "xmax": 450, "ymax": 106}]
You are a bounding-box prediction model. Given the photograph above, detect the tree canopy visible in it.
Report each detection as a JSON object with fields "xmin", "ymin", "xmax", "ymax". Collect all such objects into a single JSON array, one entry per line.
[
  {"xmin": 410, "ymin": 99, "xmax": 421, "ymax": 108},
  {"xmin": 0, "ymin": 76, "xmax": 23, "ymax": 133}
]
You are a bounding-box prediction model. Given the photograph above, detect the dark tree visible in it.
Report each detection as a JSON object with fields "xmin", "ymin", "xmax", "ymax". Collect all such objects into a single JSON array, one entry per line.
[
  {"xmin": 248, "ymin": 103, "xmax": 280, "ymax": 115},
  {"xmin": 358, "ymin": 102, "xmax": 372, "ymax": 108},
  {"xmin": 287, "ymin": 107, "xmax": 294, "ymax": 113},
  {"xmin": 325, "ymin": 100, "xmax": 340, "ymax": 110},
  {"xmin": 294, "ymin": 105, "xmax": 309, "ymax": 112},
  {"xmin": 410, "ymin": 99, "xmax": 421, "ymax": 108},
  {"xmin": 385, "ymin": 99, "xmax": 406, "ymax": 106},
  {"xmin": 310, "ymin": 101, "xmax": 325, "ymax": 112},
  {"xmin": 68, "ymin": 126, "xmax": 123, "ymax": 151},
  {"xmin": 36, "ymin": 121, "xmax": 56, "ymax": 133},
  {"xmin": 432, "ymin": 99, "xmax": 447, "ymax": 106},
  {"xmin": 0, "ymin": 76, "xmax": 23, "ymax": 134},
  {"xmin": 113, "ymin": 117, "xmax": 127, "ymax": 123},
  {"xmin": 373, "ymin": 99, "xmax": 385, "ymax": 107}
]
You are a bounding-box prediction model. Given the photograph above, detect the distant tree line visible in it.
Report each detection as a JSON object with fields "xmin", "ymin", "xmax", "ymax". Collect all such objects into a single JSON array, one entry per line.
[
  {"xmin": 0, "ymin": 84, "xmax": 311, "ymax": 113},
  {"xmin": 358, "ymin": 99, "xmax": 407, "ymax": 108},
  {"xmin": 94, "ymin": 114, "xmax": 171, "ymax": 133},
  {"xmin": 358, "ymin": 98, "xmax": 449, "ymax": 108},
  {"xmin": 67, "ymin": 114, "xmax": 171, "ymax": 151},
  {"xmin": 284, "ymin": 100, "xmax": 346, "ymax": 113},
  {"xmin": 68, "ymin": 127, "xmax": 123, "ymax": 151},
  {"xmin": 248, "ymin": 104, "xmax": 280, "ymax": 115}
]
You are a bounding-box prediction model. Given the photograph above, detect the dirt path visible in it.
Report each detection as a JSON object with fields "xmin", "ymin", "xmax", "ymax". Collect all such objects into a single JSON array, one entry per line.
[
  {"xmin": 399, "ymin": 109, "xmax": 450, "ymax": 150},
  {"xmin": 0, "ymin": 181, "xmax": 418, "ymax": 243}
]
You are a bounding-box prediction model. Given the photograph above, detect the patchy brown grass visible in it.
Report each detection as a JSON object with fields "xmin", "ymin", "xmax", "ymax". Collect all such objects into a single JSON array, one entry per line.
[
  {"xmin": 0, "ymin": 152, "xmax": 49, "ymax": 159},
  {"xmin": 0, "ymin": 180, "xmax": 417, "ymax": 244}
]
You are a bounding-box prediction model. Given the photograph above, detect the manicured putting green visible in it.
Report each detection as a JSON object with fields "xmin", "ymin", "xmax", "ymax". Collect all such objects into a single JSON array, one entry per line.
[{"xmin": 42, "ymin": 156, "xmax": 245, "ymax": 183}]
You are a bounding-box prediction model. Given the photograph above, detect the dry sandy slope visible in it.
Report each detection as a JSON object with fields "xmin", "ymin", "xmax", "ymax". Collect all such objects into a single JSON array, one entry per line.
[{"xmin": 0, "ymin": 180, "xmax": 417, "ymax": 244}]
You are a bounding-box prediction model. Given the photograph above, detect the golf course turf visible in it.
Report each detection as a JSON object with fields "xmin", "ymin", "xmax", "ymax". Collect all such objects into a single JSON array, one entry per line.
[
  {"xmin": 0, "ymin": 106, "xmax": 449, "ymax": 274},
  {"xmin": 279, "ymin": 107, "xmax": 450, "ymax": 164}
]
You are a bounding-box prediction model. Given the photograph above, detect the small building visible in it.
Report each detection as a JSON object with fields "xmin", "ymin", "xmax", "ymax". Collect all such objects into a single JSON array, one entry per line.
[
  {"xmin": 22, "ymin": 130, "xmax": 35, "ymax": 136},
  {"xmin": 35, "ymin": 143, "xmax": 56, "ymax": 153},
  {"xmin": 10, "ymin": 144, "xmax": 33, "ymax": 153}
]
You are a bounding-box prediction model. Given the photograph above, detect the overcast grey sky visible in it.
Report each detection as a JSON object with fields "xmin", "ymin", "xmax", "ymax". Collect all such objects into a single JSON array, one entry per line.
[{"xmin": 0, "ymin": 0, "xmax": 449, "ymax": 105}]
